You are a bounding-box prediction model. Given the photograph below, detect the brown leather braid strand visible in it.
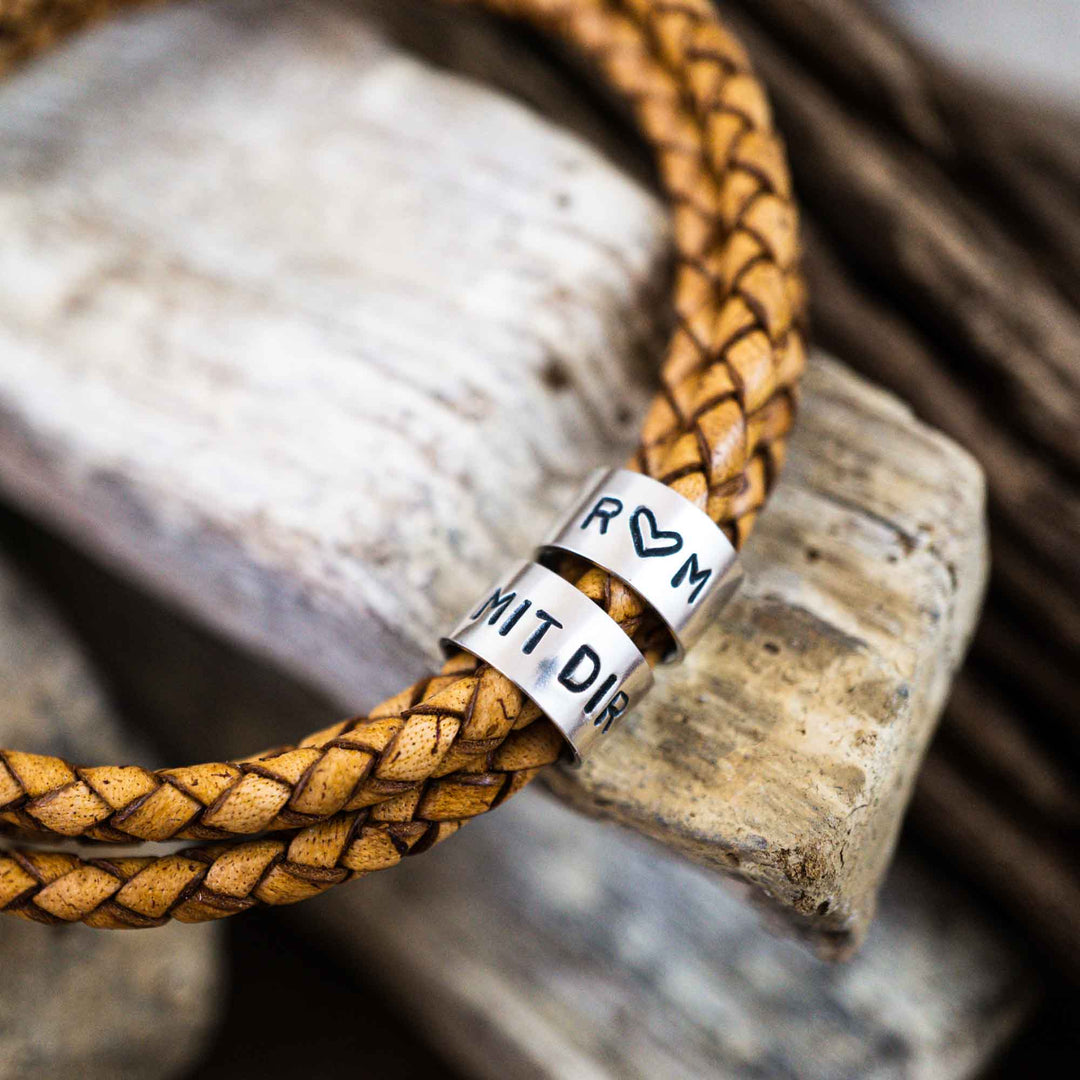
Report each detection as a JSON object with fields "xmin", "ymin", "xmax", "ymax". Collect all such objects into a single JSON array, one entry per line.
[{"xmin": 0, "ymin": 0, "xmax": 804, "ymax": 927}]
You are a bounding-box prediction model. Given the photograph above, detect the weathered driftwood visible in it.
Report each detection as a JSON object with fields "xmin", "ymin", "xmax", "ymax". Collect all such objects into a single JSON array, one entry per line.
[
  {"xmin": 547, "ymin": 358, "xmax": 986, "ymax": 949},
  {"xmin": 0, "ymin": 0, "xmax": 664, "ymax": 706},
  {"xmin": 704, "ymin": 0, "xmax": 1080, "ymax": 976},
  {"xmin": 300, "ymin": 787, "xmax": 1036, "ymax": 1080},
  {"xmin": 0, "ymin": 556, "xmax": 223, "ymax": 1080},
  {"xmin": 0, "ymin": 0, "xmax": 987, "ymax": 950},
  {"xmin": 378, "ymin": 1, "xmax": 1080, "ymax": 968}
]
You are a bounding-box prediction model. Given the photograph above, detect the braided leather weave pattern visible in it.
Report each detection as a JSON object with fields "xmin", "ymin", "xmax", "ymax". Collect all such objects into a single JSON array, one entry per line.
[{"xmin": 0, "ymin": 0, "xmax": 804, "ymax": 926}]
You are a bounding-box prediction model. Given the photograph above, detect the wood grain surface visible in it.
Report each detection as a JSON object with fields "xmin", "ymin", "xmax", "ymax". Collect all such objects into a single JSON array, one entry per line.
[
  {"xmin": 301, "ymin": 787, "xmax": 1034, "ymax": 1080},
  {"xmin": 0, "ymin": 556, "xmax": 223, "ymax": 1079}
]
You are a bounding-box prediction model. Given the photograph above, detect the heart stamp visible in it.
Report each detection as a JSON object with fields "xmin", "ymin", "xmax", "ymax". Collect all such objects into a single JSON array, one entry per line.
[
  {"xmin": 541, "ymin": 467, "xmax": 743, "ymax": 661},
  {"xmin": 628, "ymin": 505, "xmax": 684, "ymax": 559}
]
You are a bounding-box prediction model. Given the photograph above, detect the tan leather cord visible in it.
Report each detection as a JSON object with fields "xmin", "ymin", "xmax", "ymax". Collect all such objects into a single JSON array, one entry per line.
[{"xmin": 0, "ymin": 0, "xmax": 805, "ymax": 927}]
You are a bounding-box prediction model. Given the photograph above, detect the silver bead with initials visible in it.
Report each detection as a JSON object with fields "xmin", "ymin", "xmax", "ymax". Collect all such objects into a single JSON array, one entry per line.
[
  {"xmin": 442, "ymin": 560, "xmax": 653, "ymax": 764},
  {"xmin": 539, "ymin": 468, "xmax": 742, "ymax": 661}
]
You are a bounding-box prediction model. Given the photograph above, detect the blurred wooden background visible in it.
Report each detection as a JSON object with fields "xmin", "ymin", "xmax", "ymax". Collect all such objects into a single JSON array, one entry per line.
[{"xmin": 710, "ymin": 0, "xmax": 1080, "ymax": 978}]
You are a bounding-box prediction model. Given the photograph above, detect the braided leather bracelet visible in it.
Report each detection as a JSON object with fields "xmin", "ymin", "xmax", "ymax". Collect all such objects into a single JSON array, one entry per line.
[{"xmin": 0, "ymin": 0, "xmax": 804, "ymax": 928}]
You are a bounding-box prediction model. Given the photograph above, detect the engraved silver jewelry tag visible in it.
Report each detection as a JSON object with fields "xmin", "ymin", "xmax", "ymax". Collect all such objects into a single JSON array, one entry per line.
[
  {"xmin": 442, "ymin": 560, "xmax": 653, "ymax": 764},
  {"xmin": 539, "ymin": 468, "xmax": 742, "ymax": 661}
]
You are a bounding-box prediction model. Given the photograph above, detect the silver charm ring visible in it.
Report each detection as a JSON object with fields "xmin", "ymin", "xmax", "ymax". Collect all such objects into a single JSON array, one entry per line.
[
  {"xmin": 539, "ymin": 468, "xmax": 742, "ymax": 661},
  {"xmin": 442, "ymin": 560, "xmax": 653, "ymax": 763}
]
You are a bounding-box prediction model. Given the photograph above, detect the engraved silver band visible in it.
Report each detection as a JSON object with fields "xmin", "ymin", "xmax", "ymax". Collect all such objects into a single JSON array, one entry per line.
[
  {"xmin": 539, "ymin": 468, "xmax": 742, "ymax": 661},
  {"xmin": 442, "ymin": 560, "xmax": 653, "ymax": 764}
]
